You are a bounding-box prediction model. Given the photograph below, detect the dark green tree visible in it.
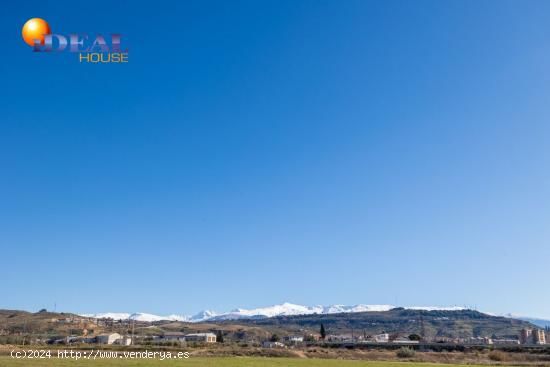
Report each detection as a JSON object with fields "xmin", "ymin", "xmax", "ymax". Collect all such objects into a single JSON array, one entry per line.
[
  {"xmin": 216, "ymin": 330, "xmax": 224, "ymax": 343},
  {"xmin": 408, "ymin": 333, "xmax": 422, "ymax": 341},
  {"xmin": 320, "ymin": 323, "xmax": 326, "ymax": 340},
  {"xmin": 270, "ymin": 334, "xmax": 280, "ymax": 342}
]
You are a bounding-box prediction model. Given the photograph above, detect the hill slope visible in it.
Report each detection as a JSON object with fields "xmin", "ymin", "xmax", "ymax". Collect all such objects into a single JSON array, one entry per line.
[{"xmin": 224, "ymin": 308, "xmax": 536, "ymax": 339}]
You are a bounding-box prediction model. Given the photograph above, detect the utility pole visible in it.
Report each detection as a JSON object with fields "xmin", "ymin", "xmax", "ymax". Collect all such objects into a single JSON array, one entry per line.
[
  {"xmin": 22, "ymin": 319, "xmax": 26, "ymax": 346},
  {"xmin": 420, "ymin": 315, "xmax": 426, "ymax": 342}
]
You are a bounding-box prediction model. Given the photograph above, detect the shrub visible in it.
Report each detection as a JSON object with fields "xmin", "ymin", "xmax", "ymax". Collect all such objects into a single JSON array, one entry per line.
[
  {"xmin": 396, "ymin": 347, "xmax": 416, "ymax": 358},
  {"xmin": 488, "ymin": 350, "xmax": 508, "ymax": 362}
]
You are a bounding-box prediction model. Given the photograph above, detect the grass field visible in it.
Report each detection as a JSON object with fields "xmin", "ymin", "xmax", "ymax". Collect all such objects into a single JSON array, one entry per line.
[{"xmin": 0, "ymin": 357, "xmax": 488, "ymax": 367}]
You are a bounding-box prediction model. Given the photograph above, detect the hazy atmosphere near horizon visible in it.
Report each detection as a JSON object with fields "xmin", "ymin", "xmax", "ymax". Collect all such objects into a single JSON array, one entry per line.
[{"xmin": 1, "ymin": 0, "xmax": 550, "ymax": 319}]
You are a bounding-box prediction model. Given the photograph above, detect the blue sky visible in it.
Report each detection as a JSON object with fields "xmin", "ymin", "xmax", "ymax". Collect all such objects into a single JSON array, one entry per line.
[{"xmin": 1, "ymin": 0, "xmax": 550, "ymax": 318}]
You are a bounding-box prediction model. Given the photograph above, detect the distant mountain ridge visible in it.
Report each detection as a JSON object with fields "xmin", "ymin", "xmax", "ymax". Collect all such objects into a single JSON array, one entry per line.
[
  {"xmin": 82, "ymin": 302, "xmax": 468, "ymax": 323},
  {"xmin": 503, "ymin": 314, "xmax": 550, "ymax": 328},
  {"xmin": 233, "ymin": 308, "xmax": 539, "ymax": 339}
]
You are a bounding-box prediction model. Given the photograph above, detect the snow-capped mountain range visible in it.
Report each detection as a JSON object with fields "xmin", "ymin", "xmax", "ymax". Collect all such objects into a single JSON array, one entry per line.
[{"xmin": 81, "ymin": 302, "xmax": 467, "ymax": 323}]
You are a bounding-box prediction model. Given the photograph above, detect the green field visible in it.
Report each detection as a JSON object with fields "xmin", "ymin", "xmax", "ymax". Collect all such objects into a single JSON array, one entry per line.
[{"xmin": 0, "ymin": 357, "xmax": 486, "ymax": 367}]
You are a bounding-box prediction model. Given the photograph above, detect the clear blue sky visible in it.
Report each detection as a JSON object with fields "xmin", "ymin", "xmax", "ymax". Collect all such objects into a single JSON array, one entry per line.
[{"xmin": 1, "ymin": 0, "xmax": 550, "ymax": 319}]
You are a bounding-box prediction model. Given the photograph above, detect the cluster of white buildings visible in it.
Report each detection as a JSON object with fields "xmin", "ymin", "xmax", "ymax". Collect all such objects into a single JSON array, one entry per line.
[
  {"xmin": 456, "ymin": 328, "xmax": 547, "ymax": 346},
  {"xmin": 327, "ymin": 333, "xmax": 391, "ymax": 343},
  {"xmin": 83, "ymin": 331, "xmax": 217, "ymax": 345},
  {"xmin": 427, "ymin": 328, "xmax": 548, "ymax": 346},
  {"xmin": 262, "ymin": 332, "xmax": 423, "ymax": 348},
  {"xmin": 456, "ymin": 337, "xmax": 519, "ymax": 345},
  {"xmin": 262, "ymin": 335, "xmax": 305, "ymax": 348},
  {"xmin": 156, "ymin": 332, "xmax": 217, "ymax": 343},
  {"xmin": 97, "ymin": 333, "xmax": 132, "ymax": 345},
  {"xmin": 265, "ymin": 329, "xmax": 548, "ymax": 347}
]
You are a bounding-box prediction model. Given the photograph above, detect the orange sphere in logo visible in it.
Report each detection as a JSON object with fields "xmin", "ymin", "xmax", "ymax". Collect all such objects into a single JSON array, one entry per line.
[{"xmin": 22, "ymin": 18, "xmax": 51, "ymax": 47}]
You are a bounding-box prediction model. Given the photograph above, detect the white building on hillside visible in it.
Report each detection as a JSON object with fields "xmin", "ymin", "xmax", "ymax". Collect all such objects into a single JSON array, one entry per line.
[
  {"xmin": 373, "ymin": 333, "xmax": 389, "ymax": 343},
  {"xmin": 282, "ymin": 335, "xmax": 304, "ymax": 344},
  {"xmin": 97, "ymin": 333, "xmax": 122, "ymax": 345},
  {"xmin": 184, "ymin": 333, "xmax": 216, "ymax": 343},
  {"xmin": 262, "ymin": 341, "xmax": 285, "ymax": 348},
  {"xmin": 161, "ymin": 332, "xmax": 186, "ymax": 342}
]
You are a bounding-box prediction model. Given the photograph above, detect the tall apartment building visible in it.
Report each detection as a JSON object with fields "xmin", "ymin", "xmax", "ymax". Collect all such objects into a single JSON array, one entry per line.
[
  {"xmin": 520, "ymin": 328, "xmax": 532, "ymax": 344},
  {"xmin": 533, "ymin": 329, "xmax": 546, "ymax": 345}
]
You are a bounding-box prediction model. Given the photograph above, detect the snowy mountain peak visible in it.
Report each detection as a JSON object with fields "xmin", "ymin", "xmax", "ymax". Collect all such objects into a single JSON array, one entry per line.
[{"xmin": 189, "ymin": 310, "xmax": 217, "ymax": 322}]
